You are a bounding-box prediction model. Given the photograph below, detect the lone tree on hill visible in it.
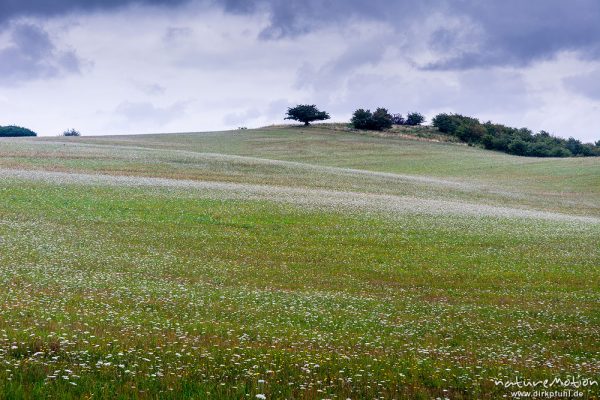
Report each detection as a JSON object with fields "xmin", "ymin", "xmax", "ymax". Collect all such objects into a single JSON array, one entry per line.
[{"xmin": 285, "ymin": 104, "xmax": 330, "ymax": 126}]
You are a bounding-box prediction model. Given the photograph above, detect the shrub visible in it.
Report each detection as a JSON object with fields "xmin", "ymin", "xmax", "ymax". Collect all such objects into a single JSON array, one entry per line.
[
  {"xmin": 405, "ymin": 112, "xmax": 425, "ymax": 126},
  {"xmin": 62, "ymin": 129, "xmax": 81, "ymax": 137},
  {"xmin": 391, "ymin": 113, "xmax": 405, "ymax": 125},
  {"xmin": 432, "ymin": 113, "xmax": 458, "ymax": 133},
  {"xmin": 371, "ymin": 108, "xmax": 393, "ymax": 130},
  {"xmin": 565, "ymin": 137, "xmax": 584, "ymax": 156},
  {"xmin": 550, "ymin": 147, "xmax": 573, "ymax": 157},
  {"xmin": 285, "ymin": 104, "xmax": 330, "ymax": 126},
  {"xmin": 457, "ymin": 124, "xmax": 487, "ymax": 143},
  {"xmin": 580, "ymin": 143, "xmax": 597, "ymax": 156},
  {"xmin": 482, "ymin": 134, "xmax": 495, "ymax": 149},
  {"xmin": 515, "ymin": 128, "xmax": 534, "ymax": 142},
  {"xmin": 351, "ymin": 108, "xmax": 393, "ymax": 131},
  {"xmin": 508, "ymin": 139, "xmax": 528, "ymax": 156},
  {"xmin": 432, "ymin": 113, "xmax": 478, "ymax": 134},
  {"xmin": 535, "ymin": 130, "xmax": 551, "ymax": 139},
  {"xmin": 526, "ymin": 142, "xmax": 552, "ymax": 157},
  {"xmin": 490, "ymin": 136, "xmax": 511, "ymax": 152},
  {"xmin": 0, "ymin": 125, "xmax": 37, "ymax": 137},
  {"xmin": 351, "ymin": 109, "xmax": 373, "ymax": 130}
]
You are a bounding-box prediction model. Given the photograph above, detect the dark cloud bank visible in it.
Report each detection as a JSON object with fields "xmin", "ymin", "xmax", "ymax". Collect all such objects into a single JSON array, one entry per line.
[
  {"xmin": 4, "ymin": 0, "xmax": 600, "ymax": 68},
  {"xmin": 0, "ymin": 0, "xmax": 187, "ymax": 23},
  {"xmin": 236, "ymin": 0, "xmax": 600, "ymax": 70}
]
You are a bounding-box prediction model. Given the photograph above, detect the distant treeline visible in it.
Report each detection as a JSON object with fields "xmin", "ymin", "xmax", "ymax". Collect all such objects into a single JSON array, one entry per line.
[
  {"xmin": 432, "ymin": 114, "xmax": 600, "ymax": 157},
  {"xmin": 0, "ymin": 125, "xmax": 37, "ymax": 137},
  {"xmin": 351, "ymin": 109, "xmax": 424, "ymax": 131}
]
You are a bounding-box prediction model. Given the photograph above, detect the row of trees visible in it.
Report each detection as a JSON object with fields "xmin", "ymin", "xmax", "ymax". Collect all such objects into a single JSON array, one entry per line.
[
  {"xmin": 351, "ymin": 109, "xmax": 425, "ymax": 130},
  {"xmin": 351, "ymin": 108, "xmax": 394, "ymax": 130},
  {"xmin": 432, "ymin": 113, "xmax": 600, "ymax": 157},
  {"xmin": 284, "ymin": 105, "xmax": 425, "ymax": 131},
  {"xmin": 0, "ymin": 125, "xmax": 37, "ymax": 137},
  {"xmin": 284, "ymin": 105, "xmax": 599, "ymax": 158},
  {"xmin": 391, "ymin": 112, "xmax": 426, "ymax": 126}
]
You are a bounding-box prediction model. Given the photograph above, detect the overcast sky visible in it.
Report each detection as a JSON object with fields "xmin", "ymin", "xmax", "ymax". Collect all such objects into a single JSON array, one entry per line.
[{"xmin": 1, "ymin": 0, "xmax": 599, "ymax": 141}]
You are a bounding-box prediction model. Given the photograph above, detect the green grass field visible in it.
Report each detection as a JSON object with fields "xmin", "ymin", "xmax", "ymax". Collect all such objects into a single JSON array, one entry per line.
[{"xmin": 0, "ymin": 125, "xmax": 598, "ymax": 399}]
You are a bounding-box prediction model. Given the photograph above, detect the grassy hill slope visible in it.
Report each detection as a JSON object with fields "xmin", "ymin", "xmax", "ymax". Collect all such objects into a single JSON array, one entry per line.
[
  {"xmin": 0, "ymin": 126, "xmax": 598, "ymax": 399},
  {"xmin": 3, "ymin": 124, "xmax": 599, "ymax": 216}
]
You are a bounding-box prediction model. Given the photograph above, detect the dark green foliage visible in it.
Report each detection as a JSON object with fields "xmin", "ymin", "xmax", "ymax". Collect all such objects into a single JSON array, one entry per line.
[
  {"xmin": 371, "ymin": 108, "xmax": 393, "ymax": 130},
  {"xmin": 431, "ymin": 113, "xmax": 459, "ymax": 133},
  {"xmin": 285, "ymin": 104, "xmax": 330, "ymax": 126},
  {"xmin": 351, "ymin": 108, "xmax": 393, "ymax": 131},
  {"xmin": 595, "ymin": 140, "xmax": 600, "ymax": 147},
  {"xmin": 0, "ymin": 125, "xmax": 37, "ymax": 137},
  {"xmin": 457, "ymin": 124, "xmax": 487, "ymax": 143},
  {"xmin": 405, "ymin": 112, "xmax": 425, "ymax": 126},
  {"xmin": 566, "ymin": 137, "xmax": 584, "ymax": 155},
  {"xmin": 62, "ymin": 129, "xmax": 81, "ymax": 137},
  {"xmin": 481, "ymin": 135, "xmax": 494, "ymax": 150},
  {"xmin": 508, "ymin": 139, "xmax": 527, "ymax": 156},
  {"xmin": 391, "ymin": 113, "xmax": 405, "ymax": 125},
  {"xmin": 351, "ymin": 109, "xmax": 373, "ymax": 130},
  {"xmin": 433, "ymin": 114, "xmax": 482, "ymax": 143},
  {"xmin": 432, "ymin": 113, "xmax": 598, "ymax": 158},
  {"xmin": 563, "ymin": 137, "xmax": 599, "ymax": 156}
]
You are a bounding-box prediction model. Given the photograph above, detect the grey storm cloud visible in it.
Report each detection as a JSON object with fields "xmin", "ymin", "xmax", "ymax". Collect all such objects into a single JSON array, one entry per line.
[
  {"xmin": 0, "ymin": 23, "xmax": 82, "ymax": 85},
  {"xmin": 0, "ymin": 0, "xmax": 189, "ymax": 24},
  {"xmin": 221, "ymin": 0, "xmax": 431, "ymax": 39},
  {"xmin": 224, "ymin": 0, "xmax": 600, "ymax": 69},
  {"xmin": 424, "ymin": 0, "xmax": 600, "ymax": 70},
  {"xmin": 2, "ymin": 0, "xmax": 600, "ymax": 70}
]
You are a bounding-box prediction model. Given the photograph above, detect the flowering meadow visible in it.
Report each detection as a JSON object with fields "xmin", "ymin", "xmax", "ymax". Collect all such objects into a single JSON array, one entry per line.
[{"xmin": 0, "ymin": 126, "xmax": 598, "ymax": 399}]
